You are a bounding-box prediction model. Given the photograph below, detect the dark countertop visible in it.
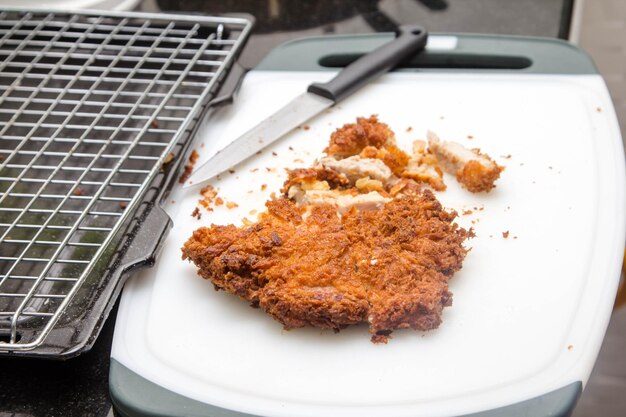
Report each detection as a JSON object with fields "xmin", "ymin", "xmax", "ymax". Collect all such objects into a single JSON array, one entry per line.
[{"xmin": 0, "ymin": 1, "xmax": 573, "ymax": 416}]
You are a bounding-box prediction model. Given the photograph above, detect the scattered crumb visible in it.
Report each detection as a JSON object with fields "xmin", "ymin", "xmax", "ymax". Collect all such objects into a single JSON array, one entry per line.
[
  {"xmin": 270, "ymin": 192, "xmax": 277, "ymax": 199},
  {"xmin": 216, "ymin": 175, "xmax": 221, "ymax": 181},
  {"xmin": 226, "ymin": 201, "xmax": 238, "ymax": 209},
  {"xmin": 406, "ymin": 126, "xmax": 413, "ymax": 132},
  {"xmin": 241, "ymin": 217, "xmax": 252, "ymax": 225},
  {"xmin": 272, "ymin": 152, "xmax": 277, "ymax": 156},
  {"xmin": 179, "ymin": 149, "xmax": 199, "ymax": 184},
  {"xmin": 261, "ymin": 184, "xmax": 267, "ymax": 191},
  {"xmin": 467, "ymin": 135, "xmax": 473, "ymax": 139},
  {"xmin": 293, "ymin": 158, "xmax": 304, "ymax": 163},
  {"xmin": 520, "ymin": 163, "xmax": 524, "ymax": 166},
  {"xmin": 228, "ymin": 169, "xmax": 236, "ymax": 174},
  {"xmin": 249, "ymin": 209, "xmax": 257, "ymax": 215},
  {"xmin": 215, "ymin": 197, "xmax": 224, "ymax": 206},
  {"xmin": 247, "ymin": 190, "xmax": 253, "ymax": 194},
  {"xmin": 289, "ymin": 146, "xmax": 294, "ymax": 151},
  {"xmin": 151, "ymin": 119, "xmax": 159, "ymax": 129},
  {"xmin": 596, "ymin": 107, "xmax": 602, "ymax": 113},
  {"xmin": 513, "ymin": 236, "xmax": 518, "ymax": 239},
  {"xmin": 171, "ymin": 200, "xmax": 176, "ymax": 204},
  {"xmin": 303, "ymin": 125, "xmax": 310, "ymax": 130},
  {"xmin": 73, "ymin": 187, "xmax": 83, "ymax": 196},
  {"xmin": 119, "ymin": 201, "xmax": 128, "ymax": 210},
  {"xmin": 462, "ymin": 209, "xmax": 473, "ymax": 215},
  {"xmin": 265, "ymin": 167, "xmax": 276, "ymax": 173},
  {"xmin": 501, "ymin": 154, "xmax": 512, "ymax": 159},
  {"xmin": 548, "ymin": 166, "xmax": 553, "ymax": 170},
  {"xmin": 162, "ymin": 152, "xmax": 175, "ymax": 168},
  {"xmin": 197, "ymin": 185, "xmax": 218, "ymax": 212},
  {"xmin": 191, "ymin": 207, "xmax": 201, "ymax": 220},
  {"xmin": 200, "ymin": 143, "xmax": 205, "ymax": 148},
  {"xmin": 251, "ymin": 168, "xmax": 259, "ymax": 172},
  {"xmin": 256, "ymin": 151, "xmax": 262, "ymax": 155},
  {"xmin": 439, "ymin": 116, "xmax": 444, "ymax": 120},
  {"xmin": 568, "ymin": 344, "xmax": 573, "ymax": 351},
  {"xmin": 489, "ymin": 235, "xmax": 493, "ymax": 238},
  {"xmin": 502, "ymin": 231, "xmax": 510, "ymax": 238}
]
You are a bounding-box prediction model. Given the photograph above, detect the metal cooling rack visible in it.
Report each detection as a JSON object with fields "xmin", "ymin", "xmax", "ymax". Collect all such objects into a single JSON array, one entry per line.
[{"xmin": 0, "ymin": 8, "xmax": 252, "ymax": 355}]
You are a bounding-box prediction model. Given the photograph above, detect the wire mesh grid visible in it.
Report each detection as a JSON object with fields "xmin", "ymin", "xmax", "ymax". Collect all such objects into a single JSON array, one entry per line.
[{"xmin": 0, "ymin": 9, "xmax": 251, "ymax": 350}]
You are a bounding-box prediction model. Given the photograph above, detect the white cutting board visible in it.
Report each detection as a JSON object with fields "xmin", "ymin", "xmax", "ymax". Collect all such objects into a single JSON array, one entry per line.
[{"xmin": 112, "ymin": 70, "xmax": 625, "ymax": 417}]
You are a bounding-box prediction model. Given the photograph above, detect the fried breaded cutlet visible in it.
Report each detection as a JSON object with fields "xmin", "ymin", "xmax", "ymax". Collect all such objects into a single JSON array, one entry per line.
[
  {"xmin": 182, "ymin": 115, "xmax": 485, "ymax": 343},
  {"xmin": 182, "ymin": 192, "xmax": 470, "ymax": 343}
]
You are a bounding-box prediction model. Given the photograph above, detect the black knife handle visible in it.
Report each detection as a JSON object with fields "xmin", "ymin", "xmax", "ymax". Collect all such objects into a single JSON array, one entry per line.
[{"xmin": 307, "ymin": 25, "xmax": 428, "ymax": 102}]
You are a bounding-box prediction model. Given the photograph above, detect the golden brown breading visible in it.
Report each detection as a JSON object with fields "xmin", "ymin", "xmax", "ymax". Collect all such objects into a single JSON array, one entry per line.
[
  {"xmin": 182, "ymin": 192, "xmax": 471, "ymax": 342},
  {"xmin": 281, "ymin": 167, "xmax": 350, "ymax": 194},
  {"xmin": 325, "ymin": 115, "xmax": 395, "ymax": 157}
]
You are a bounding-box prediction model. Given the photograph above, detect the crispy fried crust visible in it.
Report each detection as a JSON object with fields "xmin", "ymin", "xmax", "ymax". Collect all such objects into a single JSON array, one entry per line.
[
  {"xmin": 182, "ymin": 192, "xmax": 471, "ymax": 342},
  {"xmin": 281, "ymin": 167, "xmax": 350, "ymax": 194},
  {"xmin": 325, "ymin": 115, "xmax": 395, "ymax": 157},
  {"xmin": 457, "ymin": 160, "xmax": 503, "ymax": 193}
]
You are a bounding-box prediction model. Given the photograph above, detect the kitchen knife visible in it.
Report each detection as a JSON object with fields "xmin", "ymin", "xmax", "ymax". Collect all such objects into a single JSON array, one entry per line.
[{"xmin": 184, "ymin": 25, "xmax": 428, "ymax": 188}]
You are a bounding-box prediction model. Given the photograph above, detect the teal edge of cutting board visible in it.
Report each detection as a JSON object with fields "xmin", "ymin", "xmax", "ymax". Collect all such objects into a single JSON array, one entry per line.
[
  {"xmin": 110, "ymin": 32, "xmax": 595, "ymax": 417},
  {"xmin": 110, "ymin": 359, "xmax": 581, "ymax": 417}
]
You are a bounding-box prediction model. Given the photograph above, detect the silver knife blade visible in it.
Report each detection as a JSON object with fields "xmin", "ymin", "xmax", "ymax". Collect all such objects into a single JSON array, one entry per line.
[{"xmin": 183, "ymin": 92, "xmax": 333, "ymax": 188}]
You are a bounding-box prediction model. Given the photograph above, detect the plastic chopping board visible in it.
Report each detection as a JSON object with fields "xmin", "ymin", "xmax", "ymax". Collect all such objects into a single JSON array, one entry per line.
[{"xmin": 110, "ymin": 34, "xmax": 626, "ymax": 417}]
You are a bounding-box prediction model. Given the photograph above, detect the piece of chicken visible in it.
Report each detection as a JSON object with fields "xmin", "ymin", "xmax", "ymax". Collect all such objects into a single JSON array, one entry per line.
[
  {"xmin": 325, "ymin": 115, "xmax": 396, "ymax": 157},
  {"xmin": 427, "ymin": 131, "xmax": 503, "ymax": 192},
  {"xmin": 318, "ymin": 155, "xmax": 393, "ymax": 184},
  {"xmin": 181, "ymin": 193, "xmax": 471, "ymax": 343}
]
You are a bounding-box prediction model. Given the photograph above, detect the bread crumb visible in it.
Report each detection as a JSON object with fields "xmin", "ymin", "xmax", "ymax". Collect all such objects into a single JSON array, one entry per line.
[
  {"xmin": 502, "ymin": 231, "xmax": 509, "ymax": 238},
  {"xmin": 200, "ymin": 143, "xmax": 205, "ymax": 148},
  {"xmin": 406, "ymin": 126, "xmax": 413, "ymax": 132},
  {"xmin": 568, "ymin": 344, "xmax": 573, "ymax": 351},
  {"xmin": 289, "ymin": 146, "xmax": 294, "ymax": 151},
  {"xmin": 119, "ymin": 201, "xmax": 128, "ymax": 210},
  {"xmin": 191, "ymin": 207, "xmax": 201, "ymax": 220},
  {"xmin": 261, "ymin": 184, "xmax": 267, "ymax": 191},
  {"xmin": 272, "ymin": 152, "xmax": 277, "ymax": 156},
  {"xmin": 179, "ymin": 150, "xmax": 199, "ymax": 184},
  {"xmin": 73, "ymin": 187, "xmax": 83, "ymax": 196},
  {"xmin": 293, "ymin": 158, "xmax": 304, "ymax": 163},
  {"xmin": 501, "ymin": 154, "xmax": 512, "ymax": 159},
  {"xmin": 596, "ymin": 107, "xmax": 602, "ymax": 113},
  {"xmin": 228, "ymin": 169, "xmax": 236, "ymax": 174},
  {"xmin": 467, "ymin": 135, "xmax": 473, "ymax": 139},
  {"xmin": 249, "ymin": 209, "xmax": 257, "ymax": 215},
  {"xmin": 303, "ymin": 125, "xmax": 310, "ymax": 130},
  {"xmin": 251, "ymin": 168, "xmax": 259, "ymax": 172},
  {"xmin": 226, "ymin": 202, "xmax": 238, "ymax": 209},
  {"xmin": 270, "ymin": 192, "xmax": 277, "ymax": 199},
  {"xmin": 151, "ymin": 119, "xmax": 159, "ymax": 129},
  {"xmin": 215, "ymin": 197, "xmax": 224, "ymax": 206},
  {"xmin": 462, "ymin": 209, "xmax": 473, "ymax": 215}
]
